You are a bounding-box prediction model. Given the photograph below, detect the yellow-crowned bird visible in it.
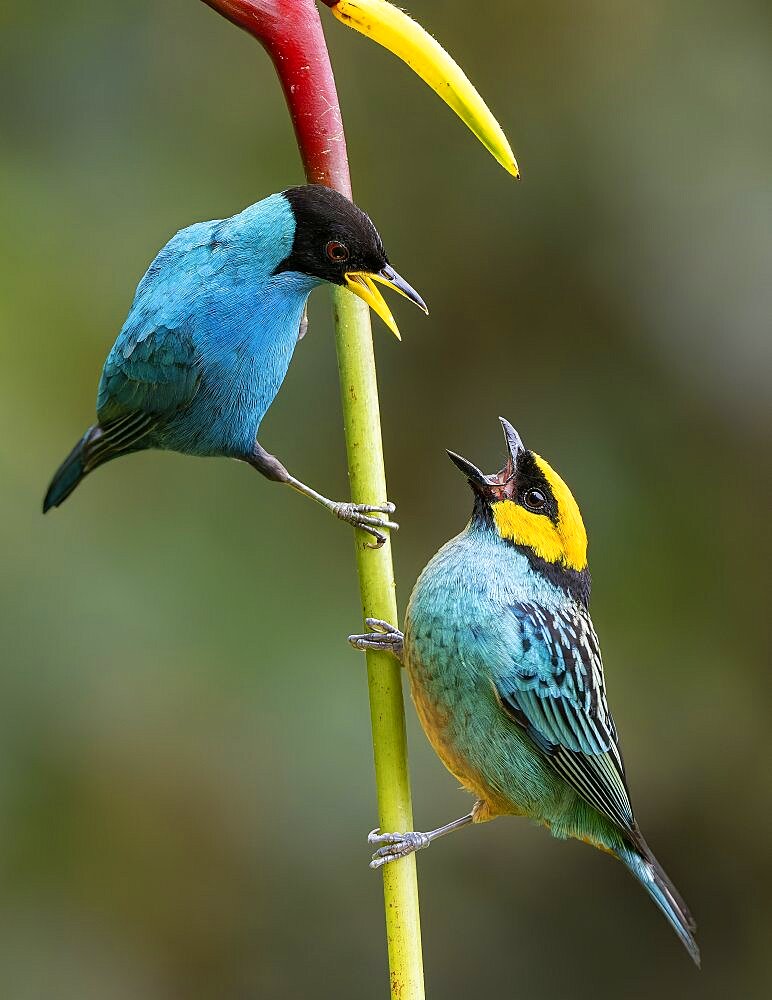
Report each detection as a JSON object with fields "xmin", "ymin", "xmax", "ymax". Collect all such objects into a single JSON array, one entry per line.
[{"xmin": 349, "ymin": 417, "xmax": 699, "ymax": 964}]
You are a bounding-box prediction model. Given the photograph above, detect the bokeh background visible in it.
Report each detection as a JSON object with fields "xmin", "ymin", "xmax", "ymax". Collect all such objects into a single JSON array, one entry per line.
[{"xmin": 1, "ymin": 1, "xmax": 770, "ymax": 997}]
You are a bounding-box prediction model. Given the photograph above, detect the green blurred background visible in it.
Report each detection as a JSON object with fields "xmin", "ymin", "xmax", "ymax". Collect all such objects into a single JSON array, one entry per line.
[{"xmin": 1, "ymin": 1, "xmax": 770, "ymax": 997}]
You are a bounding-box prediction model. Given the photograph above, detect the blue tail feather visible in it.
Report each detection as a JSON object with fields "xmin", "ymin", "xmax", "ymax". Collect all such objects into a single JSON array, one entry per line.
[
  {"xmin": 43, "ymin": 428, "xmax": 96, "ymax": 512},
  {"xmin": 618, "ymin": 842, "xmax": 700, "ymax": 967}
]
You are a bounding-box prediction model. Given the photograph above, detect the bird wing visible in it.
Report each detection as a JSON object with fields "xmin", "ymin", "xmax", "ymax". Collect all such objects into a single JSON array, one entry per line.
[
  {"xmin": 96, "ymin": 219, "xmax": 221, "ymax": 429},
  {"xmin": 97, "ymin": 322, "xmax": 201, "ymax": 422},
  {"xmin": 89, "ymin": 323, "xmax": 201, "ymax": 464},
  {"xmin": 487, "ymin": 600, "xmax": 635, "ymax": 834}
]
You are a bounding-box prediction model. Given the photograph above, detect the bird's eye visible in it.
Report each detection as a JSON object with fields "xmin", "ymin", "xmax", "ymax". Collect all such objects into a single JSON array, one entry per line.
[
  {"xmin": 523, "ymin": 488, "xmax": 547, "ymax": 512},
  {"xmin": 326, "ymin": 241, "xmax": 349, "ymax": 262}
]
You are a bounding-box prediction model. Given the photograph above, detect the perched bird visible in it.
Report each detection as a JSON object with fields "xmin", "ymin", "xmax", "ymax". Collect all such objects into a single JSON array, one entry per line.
[
  {"xmin": 43, "ymin": 185, "xmax": 426, "ymax": 544},
  {"xmin": 350, "ymin": 417, "xmax": 699, "ymax": 964}
]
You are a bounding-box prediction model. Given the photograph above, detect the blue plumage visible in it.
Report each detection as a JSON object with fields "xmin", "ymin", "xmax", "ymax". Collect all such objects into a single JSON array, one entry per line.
[
  {"xmin": 350, "ymin": 418, "xmax": 699, "ymax": 965},
  {"xmin": 96, "ymin": 196, "xmax": 314, "ymax": 458},
  {"xmin": 44, "ymin": 185, "xmax": 426, "ymax": 542}
]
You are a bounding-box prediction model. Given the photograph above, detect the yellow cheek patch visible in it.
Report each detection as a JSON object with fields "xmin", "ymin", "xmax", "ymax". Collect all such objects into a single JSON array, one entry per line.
[
  {"xmin": 492, "ymin": 501, "xmax": 567, "ymax": 565},
  {"xmin": 491, "ymin": 453, "xmax": 588, "ymax": 571}
]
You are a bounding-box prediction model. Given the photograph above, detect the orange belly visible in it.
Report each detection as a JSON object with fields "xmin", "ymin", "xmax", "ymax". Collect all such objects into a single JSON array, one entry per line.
[{"xmin": 409, "ymin": 675, "xmax": 523, "ymax": 822}]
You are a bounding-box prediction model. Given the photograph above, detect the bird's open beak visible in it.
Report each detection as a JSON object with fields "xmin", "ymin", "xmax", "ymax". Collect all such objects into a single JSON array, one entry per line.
[
  {"xmin": 447, "ymin": 418, "xmax": 525, "ymax": 495},
  {"xmin": 344, "ymin": 265, "xmax": 428, "ymax": 340},
  {"xmin": 447, "ymin": 449, "xmax": 488, "ymax": 491},
  {"xmin": 324, "ymin": 0, "xmax": 518, "ymax": 178}
]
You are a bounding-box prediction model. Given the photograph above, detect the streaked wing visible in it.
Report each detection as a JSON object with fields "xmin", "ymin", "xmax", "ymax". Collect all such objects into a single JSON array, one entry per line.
[{"xmin": 491, "ymin": 600, "xmax": 635, "ymax": 834}]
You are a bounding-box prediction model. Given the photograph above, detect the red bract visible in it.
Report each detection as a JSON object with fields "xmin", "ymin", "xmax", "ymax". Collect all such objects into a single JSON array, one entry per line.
[{"xmin": 202, "ymin": 0, "xmax": 352, "ymax": 191}]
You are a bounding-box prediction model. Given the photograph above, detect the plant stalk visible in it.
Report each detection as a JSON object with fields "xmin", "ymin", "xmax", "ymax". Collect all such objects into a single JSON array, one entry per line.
[{"xmin": 202, "ymin": 2, "xmax": 424, "ymax": 996}]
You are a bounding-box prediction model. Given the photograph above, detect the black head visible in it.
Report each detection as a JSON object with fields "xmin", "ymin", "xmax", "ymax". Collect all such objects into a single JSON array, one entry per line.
[
  {"xmin": 275, "ymin": 185, "xmax": 427, "ymax": 337},
  {"xmin": 277, "ymin": 185, "xmax": 386, "ymax": 283}
]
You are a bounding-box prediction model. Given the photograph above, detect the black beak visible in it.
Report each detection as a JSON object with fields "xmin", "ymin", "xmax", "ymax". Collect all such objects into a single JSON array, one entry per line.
[
  {"xmin": 447, "ymin": 417, "xmax": 525, "ymax": 493},
  {"xmin": 446, "ymin": 449, "xmax": 487, "ymax": 489}
]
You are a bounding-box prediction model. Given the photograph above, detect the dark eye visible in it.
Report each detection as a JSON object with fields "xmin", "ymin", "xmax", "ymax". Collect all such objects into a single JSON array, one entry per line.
[
  {"xmin": 523, "ymin": 488, "xmax": 547, "ymax": 512},
  {"xmin": 326, "ymin": 240, "xmax": 349, "ymax": 262}
]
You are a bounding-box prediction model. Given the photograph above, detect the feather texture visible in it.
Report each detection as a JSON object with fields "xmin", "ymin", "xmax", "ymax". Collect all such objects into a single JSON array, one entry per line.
[{"xmin": 493, "ymin": 600, "xmax": 634, "ymax": 834}]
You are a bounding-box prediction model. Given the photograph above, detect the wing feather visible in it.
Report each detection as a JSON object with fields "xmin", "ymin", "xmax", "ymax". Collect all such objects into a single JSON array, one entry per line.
[
  {"xmin": 493, "ymin": 601, "xmax": 635, "ymax": 833},
  {"xmin": 84, "ymin": 411, "xmax": 155, "ymax": 469},
  {"xmin": 97, "ymin": 323, "xmax": 201, "ymax": 423}
]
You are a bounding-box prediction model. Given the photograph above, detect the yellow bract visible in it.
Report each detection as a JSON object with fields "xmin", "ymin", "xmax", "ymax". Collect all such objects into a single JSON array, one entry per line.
[
  {"xmin": 329, "ymin": 0, "xmax": 519, "ymax": 178},
  {"xmin": 492, "ymin": 453, "xmax": 588, "ymax": 570}
]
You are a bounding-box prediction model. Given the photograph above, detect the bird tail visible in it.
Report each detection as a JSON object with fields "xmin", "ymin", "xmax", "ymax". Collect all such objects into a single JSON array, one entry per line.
[
  {"xmin": 43, "ymin": 426, "xmax": 102, "ymax": 512},
  {"xmin": 43, "ymin": 413, "xmax": 153, "ymax": 512},
  {"xmin": 618, "ymin": 836, "xmax": 700, "ymax": 967}
]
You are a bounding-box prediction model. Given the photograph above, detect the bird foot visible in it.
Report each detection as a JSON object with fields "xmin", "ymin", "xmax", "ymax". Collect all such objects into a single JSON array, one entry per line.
[
  {"xmin": 348, "ymin": 619, "xmax": 404, "ymax": 660},
  {"xmin": 332, "ymin": 501, "xmax": 398, "ymax": 548},
  {"xmin": 368, "ymin": 828, "xmax": 431, "ymax": 869}
]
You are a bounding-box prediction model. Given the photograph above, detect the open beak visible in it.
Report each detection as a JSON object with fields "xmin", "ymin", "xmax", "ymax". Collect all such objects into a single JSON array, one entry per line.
[
  {"xmin": 446, "ymin": 449, "xmax": 488, "ymax": 491},
  {"xmin": 324, "ymin": 0, "xmax": 518, "ymax": 178},
  {"xmin": 345, "ymin": 265, "xmax": 427, "ymax": 340},
  {"xmin": 447, "ymin": 417, "xmax": 525, "ymax": 495}
]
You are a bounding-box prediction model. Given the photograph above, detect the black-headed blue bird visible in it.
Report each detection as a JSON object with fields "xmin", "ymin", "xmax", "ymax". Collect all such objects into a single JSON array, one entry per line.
[
  {"xmin": 43, "ymin": 185, "xmax": 426, "ymax": 544},
  {"xmin": 350, "ymin": 417, "xmax": 699, "ymax": 965}
]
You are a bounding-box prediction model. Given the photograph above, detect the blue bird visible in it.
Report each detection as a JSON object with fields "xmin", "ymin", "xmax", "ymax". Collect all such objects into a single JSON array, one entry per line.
[
  {"xmin": 350, "ymin": 418, "xmax": 699, "ymax": 964},
  {"xmin": 43, "ymin": 185, "xmax": 426, "ymax": 543}
]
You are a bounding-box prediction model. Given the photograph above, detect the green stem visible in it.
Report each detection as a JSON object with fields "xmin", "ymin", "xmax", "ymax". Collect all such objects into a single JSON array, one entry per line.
[
  {"xmin": 332, "ymin": 286, "xmax": 424, "ymax": 998},
  {"xmin": 200, "ymin": 4, "xmax": 425, "ymax": 996},
  {"xmin": 204, "ymin": 0, "xmax": 518, "ymax": 987}
]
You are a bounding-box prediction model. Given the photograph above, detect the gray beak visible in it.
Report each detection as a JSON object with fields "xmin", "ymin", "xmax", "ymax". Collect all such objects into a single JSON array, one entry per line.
[
  {"xmin": 499, "ymin": 417, "xmax": 525, "ymax": 466},
  {"xmin": 447, "ymin": 416, "xmax": 526, "ymax": 495}
]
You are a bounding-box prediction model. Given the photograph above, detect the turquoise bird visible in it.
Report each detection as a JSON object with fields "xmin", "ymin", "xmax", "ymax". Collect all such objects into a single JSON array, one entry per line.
[
  {"xmin": 350, "ymin": 417, "xmax": 699, "ymax": 964},
  {"xmin": 43, "ymin": 185, "xmax": 426, "ymax": 544}
]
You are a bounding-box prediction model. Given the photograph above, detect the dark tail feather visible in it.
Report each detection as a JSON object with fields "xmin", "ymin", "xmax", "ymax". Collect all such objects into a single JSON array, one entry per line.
[
  {"xmin": 618, "ymin": 838, "xmax": 700, "ymax": 967},
  {"xmin": 43, "ymin": 426, "xmax": 101, "ymax": 512},
  {"xmin": 44, "ymin": 413, "xmax": 153, "ymax": 512}
]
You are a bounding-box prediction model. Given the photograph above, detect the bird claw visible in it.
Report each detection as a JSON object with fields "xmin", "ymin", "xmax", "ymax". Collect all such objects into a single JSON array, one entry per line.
[
  {"xmin": 348, "ymin": 619, "xmax": 404, "ymax": 658},
  {"xmin": 333, "ymin": 502, "xmax": 399, "ymax": 548},
  {"xmin": 367, "ymin": 828, "xmax": 431, "ymax": 869}
]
